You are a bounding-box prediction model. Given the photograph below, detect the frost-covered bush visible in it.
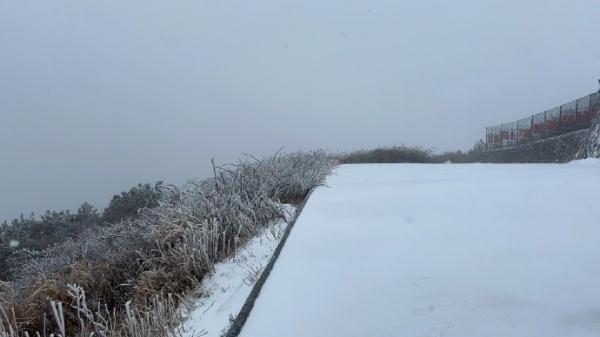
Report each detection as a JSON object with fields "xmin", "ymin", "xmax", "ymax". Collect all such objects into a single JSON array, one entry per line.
[
  {"xmin": 337, "ymin": 144, "xmax": 487, "ymax": 164},
  {"xmin": 0, "ymin": 150, "xmax": 333, "ymax": 337},
  {"xmin": 1, "ymin": 184, "xmax": 164, "ymax": 283},
  {"xmin": 338, "ymin": 146, "xmax": 433, "ymax": 164}
]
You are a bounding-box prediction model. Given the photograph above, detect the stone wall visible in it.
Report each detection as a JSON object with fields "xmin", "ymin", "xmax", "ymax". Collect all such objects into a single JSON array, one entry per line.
[{"xmin": 576, "ymin": 114, "xmax": 600, "ymax": 159}]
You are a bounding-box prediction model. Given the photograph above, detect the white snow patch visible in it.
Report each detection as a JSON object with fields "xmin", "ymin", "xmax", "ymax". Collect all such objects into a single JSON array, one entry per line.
[
  {"xmin": 569, "ymin": 158, "xmax": 600, "ymax": 166},
  {"xmin": 180, "ymin": 204, "xmax": 295, "ymax": 337},
  {"xmin": 239, "ymin": 164, "xmax": 600, "ymax": 337}
]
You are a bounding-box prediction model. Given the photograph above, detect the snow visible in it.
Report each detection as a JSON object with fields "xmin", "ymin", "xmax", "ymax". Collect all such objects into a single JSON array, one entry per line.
[
  {"xmin": 239, "ymin": 163, "xmax": 600, "ymax": 337},
  {"xmin": 569, "ymin": 158, "xmax": 600, "ymax": 166},
  {"xmin": 181, "ymin": 205, "xmax": 295, "ymax": 337}
]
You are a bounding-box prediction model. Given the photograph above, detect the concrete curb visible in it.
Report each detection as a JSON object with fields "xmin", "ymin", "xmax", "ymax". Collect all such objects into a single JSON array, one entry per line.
[{"xmin": 224, "ymin": 188, "xmax": 316, "ymax": 337}]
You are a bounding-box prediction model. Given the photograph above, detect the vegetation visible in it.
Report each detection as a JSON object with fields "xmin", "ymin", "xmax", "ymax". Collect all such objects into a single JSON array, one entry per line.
[
  {"xmin": 1, "ymin": 204, "xmax": 100, "ymax": 280},
  {"xmin": 338, "ymin": 146, "xmax": 432, "ymax": 164},
  {"xmin": 0, "ymin": 151, "xmax": 333, "ymax": 337},
  {"xmin": 0, "ymin": 185, "xmax": 164, "ymax": 282},
  {"xmin": 102, "ymin": 183, "xmax": 163, "ymax": 224},
  {"xmin": 337, "ymin": 141, "xmax": 486, "ymax": 164}
]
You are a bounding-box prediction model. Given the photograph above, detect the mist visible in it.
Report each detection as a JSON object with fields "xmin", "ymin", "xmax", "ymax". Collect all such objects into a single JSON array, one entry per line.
[{"xmin": 1, "ymin": 0, "xmax": 599, "ymax": 221}]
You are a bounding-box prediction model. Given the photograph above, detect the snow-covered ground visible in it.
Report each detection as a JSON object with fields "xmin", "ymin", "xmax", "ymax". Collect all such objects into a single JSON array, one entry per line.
[
  {"xmin": 239, "ymin": 162, "xmax": 600, "ymax": 337},
  {"xmin": 181, "ymin": 205, "xmax": 295, "ymax": 337}
]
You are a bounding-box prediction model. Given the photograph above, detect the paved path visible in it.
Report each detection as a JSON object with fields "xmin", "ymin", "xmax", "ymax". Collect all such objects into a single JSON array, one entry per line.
[{"xmin": 239, "ymin": 163, "xmax": 600, "ymax": 337}]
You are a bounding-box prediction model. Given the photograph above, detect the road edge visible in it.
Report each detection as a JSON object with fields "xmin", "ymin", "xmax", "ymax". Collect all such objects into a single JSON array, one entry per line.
[{"xmin": 224, "ymin": 188, "xmax": 317, "ymax": 337}]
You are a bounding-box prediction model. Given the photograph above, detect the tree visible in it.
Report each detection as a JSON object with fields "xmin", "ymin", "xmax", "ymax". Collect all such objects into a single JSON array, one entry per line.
[
  {"xmin": 468, "ymin": 139, "xmax": 486, "ymax": 155},
  {"xmin": 75, "ymin": 202, "xmax": 101, "ymax": 226},
  {"xmin": 102, "ymin": 182, "xmax": 163, "ymax": 224}
]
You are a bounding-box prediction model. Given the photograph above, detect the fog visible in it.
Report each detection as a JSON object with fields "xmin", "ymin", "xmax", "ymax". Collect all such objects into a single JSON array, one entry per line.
[{"xmin": 1, "ymin": 0, "xmax": 599, "ymax": 221}]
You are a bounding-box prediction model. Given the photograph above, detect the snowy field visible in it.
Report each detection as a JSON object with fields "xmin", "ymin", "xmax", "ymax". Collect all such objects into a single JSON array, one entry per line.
[{"xmin": 239, "ymin": 161, "xmax": 600, "ymax": 337}]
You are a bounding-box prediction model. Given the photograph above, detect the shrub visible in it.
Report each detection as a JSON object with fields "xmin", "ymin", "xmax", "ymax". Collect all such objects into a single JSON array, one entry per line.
[
  {"xmin": 0, "ymin": 204, "xmax": 102, "ymax": 281},
  {"xmin": 338, "ymin": 146, "xmax": 433, "ymax": 163},
  {"xmin": 1, "ymin": 182, "xmax": 167, "ymax": 283},
  {"xmin": 338, "ymin": 142, "xmax": 487, "ymax": 164}
]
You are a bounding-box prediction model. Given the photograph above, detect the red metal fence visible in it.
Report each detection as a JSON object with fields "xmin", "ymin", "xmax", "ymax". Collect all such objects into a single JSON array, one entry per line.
[{"xmin": 486, "ymin": 91, "xmax": 600, "ymax": 150}]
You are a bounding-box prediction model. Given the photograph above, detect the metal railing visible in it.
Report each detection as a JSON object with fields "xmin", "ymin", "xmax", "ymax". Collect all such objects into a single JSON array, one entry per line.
[{"xmin": 486, "ymin": 91, "xmax": 600, "ymax": 150}]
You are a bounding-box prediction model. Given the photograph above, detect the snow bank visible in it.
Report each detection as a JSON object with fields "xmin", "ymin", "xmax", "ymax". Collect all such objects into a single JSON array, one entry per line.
[
  {"xmin": 239, "ymin": 164, "xmax": 600, "ymax": 337},
  {"xmin": 569, "ymin": 158, "xmax": 600, "ymax": 166},
  {"xmin": 181, "ymin": 205, "xmax": 295, "ymax": 337}
]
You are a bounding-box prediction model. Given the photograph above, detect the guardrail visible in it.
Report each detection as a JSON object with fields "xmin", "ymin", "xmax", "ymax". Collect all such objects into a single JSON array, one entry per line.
[{"xmin": 486, "ymin": 91, "xmax": 600, "ymax": 150}]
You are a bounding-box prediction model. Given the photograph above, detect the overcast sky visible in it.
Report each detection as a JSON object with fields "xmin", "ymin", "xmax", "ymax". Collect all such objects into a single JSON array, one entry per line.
[{"xmin": 1, "ymin": 0, "xmax": 599, "ymax": 221}]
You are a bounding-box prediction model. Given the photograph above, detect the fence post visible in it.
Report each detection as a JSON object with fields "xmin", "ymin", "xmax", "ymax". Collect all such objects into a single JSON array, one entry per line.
[
  {"xmin": 530, "ymin": 116, "xmax": 534, "ymax": 139},
  {"xmin": 575, "ymin": 100, "xmax": 579, "ymax": 125},
  {"xmin": 485, "ymin": 128, "xmax": 488, "ymax": 150},
  {"xmin": 590, "ymin": 95, "xmax": 593, "ymax": 127},
  {"xmin": 543, "ymin": 111, "xmax": 547, "ymax": 137},
  {"xmin": 558, "ymin": 105, "xmax": 562, "ymax": 131}
]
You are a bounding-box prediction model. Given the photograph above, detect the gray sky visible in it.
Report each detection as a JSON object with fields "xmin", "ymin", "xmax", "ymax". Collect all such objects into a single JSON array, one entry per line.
[{"xmin": 1, "ymin": 0, "xmax": 599, "ymax": 221}]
